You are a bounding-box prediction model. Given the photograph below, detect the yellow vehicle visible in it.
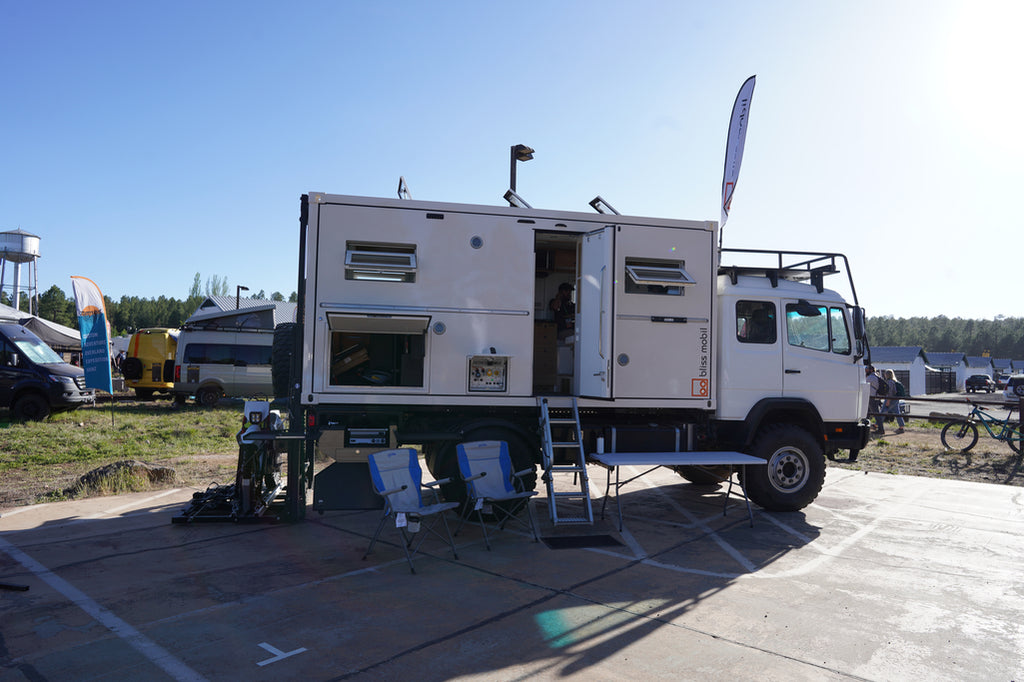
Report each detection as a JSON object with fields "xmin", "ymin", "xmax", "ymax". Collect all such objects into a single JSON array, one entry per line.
[{"xmin": 122, "ymin": 328, "xmax": 179, "ymax": 399}]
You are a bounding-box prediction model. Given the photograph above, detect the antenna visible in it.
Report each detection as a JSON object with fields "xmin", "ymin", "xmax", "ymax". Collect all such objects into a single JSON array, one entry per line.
[
  {"xmin": 589, "ymin": 196, "xmax": 620, "ymax": 215},
  {"xmin": 397, "ymin": 176, "xmax": 412, "ymax": 200}
]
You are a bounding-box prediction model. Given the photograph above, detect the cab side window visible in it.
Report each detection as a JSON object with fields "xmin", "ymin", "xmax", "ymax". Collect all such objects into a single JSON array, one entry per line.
[
  {"xmin": 785, "ymin": 303, "xmax": 852, "ymax": 355},
  {"xmin": 736, "ymin": 301, "xmax": 777, "ymax": 344},
  {"xmin": 0, "ymin": 339, "xmax": 17, "ymax": 367}
]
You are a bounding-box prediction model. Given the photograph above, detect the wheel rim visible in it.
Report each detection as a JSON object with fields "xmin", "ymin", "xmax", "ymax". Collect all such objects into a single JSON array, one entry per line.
[{"xmin": 766, "ymin": 446, "xmax": 808, "ymax": 493}]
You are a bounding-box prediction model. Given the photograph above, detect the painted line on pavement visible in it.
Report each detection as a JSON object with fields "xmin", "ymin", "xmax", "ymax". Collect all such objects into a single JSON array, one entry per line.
[{"xmin": 0, "ymin": 535, "xmax": 206, "ymax": 682}]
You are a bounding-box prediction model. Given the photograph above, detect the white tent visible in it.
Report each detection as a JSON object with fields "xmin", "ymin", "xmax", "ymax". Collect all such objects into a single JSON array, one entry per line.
[{"xmin": 0, "ymin": 302, "xmax": 81, "ymax": 351}]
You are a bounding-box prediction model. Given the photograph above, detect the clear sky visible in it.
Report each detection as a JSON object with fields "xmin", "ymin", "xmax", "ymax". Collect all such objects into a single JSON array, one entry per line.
[{"xmin": 1, "ymin": 1, "xmax": 1019, "ymax": 319}]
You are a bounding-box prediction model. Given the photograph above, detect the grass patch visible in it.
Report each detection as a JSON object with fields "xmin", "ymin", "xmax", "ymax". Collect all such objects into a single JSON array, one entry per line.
[{"xmin": 0, "ymin": 401, "xmax": 245, "ymax": 507}]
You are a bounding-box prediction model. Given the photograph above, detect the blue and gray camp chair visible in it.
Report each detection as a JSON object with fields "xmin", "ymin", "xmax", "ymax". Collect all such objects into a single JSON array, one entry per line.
[{"xmin": 364, "ymin": 448, "xmax": 460, "ymax": 573}]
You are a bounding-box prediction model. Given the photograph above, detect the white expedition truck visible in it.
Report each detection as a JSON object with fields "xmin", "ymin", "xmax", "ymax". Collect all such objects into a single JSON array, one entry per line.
[{"xmin": 276, "ymin": 191, "xmax": 870, "ymax": 521}]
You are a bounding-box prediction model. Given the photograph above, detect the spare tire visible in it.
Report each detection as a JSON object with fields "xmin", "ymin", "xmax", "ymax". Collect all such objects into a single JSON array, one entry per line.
[
  {"xmin": 272, "ymin": 322, "xmax": 298, "ymax": 399},
  {"xmin": 121, "ymin": 356, "xmax": 143, "ymax": 380}
]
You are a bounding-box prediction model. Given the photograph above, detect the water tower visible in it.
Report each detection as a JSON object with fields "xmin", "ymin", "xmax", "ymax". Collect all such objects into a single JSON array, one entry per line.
[{"xmin": 0, "ymin": 229, "xmax": 41, "ymax": 315}]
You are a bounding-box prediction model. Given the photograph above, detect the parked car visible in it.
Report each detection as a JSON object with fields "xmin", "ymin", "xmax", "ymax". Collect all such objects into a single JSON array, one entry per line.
[
  {"xmin": 172, "ymin": 327, "xmax": 274, "ymax": 407},
  {"xmin": 1003, "ymin": 375, "xmax": 1024, "ymax": 403},
  {"xmin": 122, "ymin": 328, "xmax": 179, "ymax": 399},
  {"xmin": 965, "ymin": 374, "xmax": 995, "ymax": 393},
  {"xmin": 0, "ymin": 323, "xmax": 95, "ymax": 420},
  {"xmin": 995, "ymin": 374, "xmax": 1010, "ymax": 389}
]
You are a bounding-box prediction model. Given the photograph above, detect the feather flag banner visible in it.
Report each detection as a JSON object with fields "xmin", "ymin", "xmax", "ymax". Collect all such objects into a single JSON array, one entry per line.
[
  {"xmin": 70, "ymin": 276, "xmax": 114, "ymax": 394},
  {"xmin": 721, "ymin": 75, "xmax": 756, "ymax": 229}
]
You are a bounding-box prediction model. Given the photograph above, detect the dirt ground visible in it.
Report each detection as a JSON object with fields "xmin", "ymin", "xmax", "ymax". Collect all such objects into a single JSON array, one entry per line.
[
  {"xmin": 0, "ymin": 451, "xmax": 240, "ymax": 511},
  {"xmin": 829, "ymin": 421, "xmax": 1024, "ymax": 487}
]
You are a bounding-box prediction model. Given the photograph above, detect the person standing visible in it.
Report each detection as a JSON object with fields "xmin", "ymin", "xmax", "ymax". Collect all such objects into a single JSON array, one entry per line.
[
  {"xmin": 866, "ymin": 365, "xmax": 884, "ymax": 435},
  {"xmin": 549, "ymin": 282, "xmax": 576, "ymax": 341},
  {"xmin": 883, "ymin": 369, "xmax": 906, "ymax": 434}
]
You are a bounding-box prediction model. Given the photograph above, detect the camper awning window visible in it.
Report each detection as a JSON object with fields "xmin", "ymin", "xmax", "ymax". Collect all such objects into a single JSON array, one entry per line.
[
  {"xmin": 625, "ymin": 260, "xmax": 696, "ymax": 288},
  {"xmin": 345, "ymin": 242, "xmax": 417, "ymax": 282},
  {"xmin": 327, "ymin": 313, "xmax": 430, "ymax": 334}
]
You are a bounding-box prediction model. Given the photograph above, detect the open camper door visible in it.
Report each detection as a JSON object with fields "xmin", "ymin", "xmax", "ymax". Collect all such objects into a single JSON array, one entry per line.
[{"xmin": 578, "ymin": 227, "xmax": 614, "ymax": 398}]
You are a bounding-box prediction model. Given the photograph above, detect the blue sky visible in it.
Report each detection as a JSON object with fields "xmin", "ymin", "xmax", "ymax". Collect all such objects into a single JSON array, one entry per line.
[{"xmin": 1, "ymin": 1, "xmax": 1019, "ymax": 319}]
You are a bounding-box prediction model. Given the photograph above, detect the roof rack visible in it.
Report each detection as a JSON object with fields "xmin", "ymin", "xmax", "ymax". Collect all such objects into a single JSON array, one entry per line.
[{"xmin": 718, "ymin": 248, "xmax": 859, "ymax": 304}]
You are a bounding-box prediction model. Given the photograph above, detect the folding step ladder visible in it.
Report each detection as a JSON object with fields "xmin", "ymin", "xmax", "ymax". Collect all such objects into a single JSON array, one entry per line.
[{"xmin": 538, "ymin": 397, "xmax": 593, "ymax": 525}]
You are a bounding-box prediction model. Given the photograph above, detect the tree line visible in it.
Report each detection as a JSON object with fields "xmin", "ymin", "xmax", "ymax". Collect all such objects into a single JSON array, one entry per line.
[
  {"xmin": 867, "ymin": 316, "xmax": 1024, "ymax": 359},
  {"xmin": 2, "ymin": 274, "xmax": 296, "ymax": 336}
]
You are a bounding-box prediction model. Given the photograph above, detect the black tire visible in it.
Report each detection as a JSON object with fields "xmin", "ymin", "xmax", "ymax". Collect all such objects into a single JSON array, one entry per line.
[
  {"xmin": 1015, "ymin": 383, "xmax": 1024, "ymax": 398},
  {"xmin": 272, "ymin": 323, "xmax": 298, "ymax": 400},
  {"xmin": 941, "ymin": 421, "xmax": 978, "ymax": 451},
  {"xmin": 1006, "ymin": 423, "xmax": 1023, "ymax": 455},
  {"xmin": 196, "ymin": 386, "xmax": 222, "ymax": 408},
  {"xmin": 121, "ymin": 357, "xmax": 143, "ymax": 381},
  {"xmin": 432, "ymin": 425, "xmax": 538, "ymax": 519},
  {"xmin": 13, "ymin": 393, "xmax": 51, "ymax": 421},
  {"xmin": 743, "ymin": 424, "xmax": 825, "ymax": 512},
  {"xmin": 674, "ymin": 466, "xmax": 724, "ymax": 486}
]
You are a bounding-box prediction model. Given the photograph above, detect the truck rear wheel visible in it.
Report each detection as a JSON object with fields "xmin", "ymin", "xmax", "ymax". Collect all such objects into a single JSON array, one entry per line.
[
  {"xmin": 743, "ymin": 424, "xmax": 825, "ymax": 512},
  {"xmin": 432, "ymin": 426, "xmax": 538, "ymax": 519},
  {"xmin": 196, "ymin": 386, "xmax": 222, "ymax": 408}
]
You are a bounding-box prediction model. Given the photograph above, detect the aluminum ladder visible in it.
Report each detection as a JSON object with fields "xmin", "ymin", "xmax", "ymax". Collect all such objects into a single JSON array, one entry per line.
[{"xmin": 538, "ymin": 396, "xmax": 593, "ymax": 525}]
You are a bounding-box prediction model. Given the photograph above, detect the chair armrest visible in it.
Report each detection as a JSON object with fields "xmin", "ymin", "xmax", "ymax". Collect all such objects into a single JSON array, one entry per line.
[
  {"xmin": 512, "ymin": 468, "xmax": 533, "ymax": 479},
  {"xmin": 424, "ymin": 477, "xmax": 451, "ymax": 488},
  {"xmin": 378, "ymin": 484, "xmax": 409, "ymax": 498},
  {"xmin": 462, "ymin": 472, "xmax": 487, "ymax": 483}
]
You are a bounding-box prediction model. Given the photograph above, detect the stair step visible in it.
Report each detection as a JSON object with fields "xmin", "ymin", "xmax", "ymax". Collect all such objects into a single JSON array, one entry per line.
[
  {"xmin": 552, "ymin": 491, "xmax": 590, "ymax": 499},
  {"xmin": 552, "ymin": 442, "xmax": 582, "ymax": 448},
  {"xmin": 552, "ymin": 517, "xmax": 592, "ymax": 525}
]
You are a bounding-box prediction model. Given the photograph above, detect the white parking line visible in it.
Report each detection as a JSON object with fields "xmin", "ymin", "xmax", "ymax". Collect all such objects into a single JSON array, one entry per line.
[
  {"xmin": 0, "ymin": 536, "xmax": 206, "ymax": 682},
  {"xmin": 78, "ymin": 489, "xmax": 186, "ymax": 521}
]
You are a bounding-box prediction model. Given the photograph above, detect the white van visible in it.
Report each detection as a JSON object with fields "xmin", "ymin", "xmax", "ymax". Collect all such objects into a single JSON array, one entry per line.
[{"xmin": 172, "ymin": 328, "xmax": 274, "ymax": 406}]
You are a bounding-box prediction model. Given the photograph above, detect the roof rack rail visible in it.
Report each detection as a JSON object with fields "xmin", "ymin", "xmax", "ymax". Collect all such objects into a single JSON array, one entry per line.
[{"xmin": 718, "ymin": 248, "xmax": 859, "ymax": 304}]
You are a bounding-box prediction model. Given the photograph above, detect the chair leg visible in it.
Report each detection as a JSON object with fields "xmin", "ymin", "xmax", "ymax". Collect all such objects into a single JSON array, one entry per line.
[
  {"xmin": 439, "ymin": 510, "xmax": 459, "ymax": 559},
  {"xmin": 363, "ymin": 513, "xmax": 392, "ymax": 560},
  {"xmin": 524, "ymin": 499, "xmax": 539, "ymax": 543},
  {"xmin": 475, "ymin": 508, "xmax": 492, "ymax": 550}
]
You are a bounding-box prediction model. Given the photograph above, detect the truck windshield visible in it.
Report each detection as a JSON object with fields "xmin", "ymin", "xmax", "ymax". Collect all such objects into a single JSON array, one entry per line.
[{"xmin": 12, "ymin": 336, "xmax": 66, "ymax": 365}]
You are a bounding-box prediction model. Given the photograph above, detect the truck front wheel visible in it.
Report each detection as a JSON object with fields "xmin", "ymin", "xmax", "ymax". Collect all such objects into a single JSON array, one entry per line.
[{"xmin": 743, "ymin": 424, "xmax": 825, "ymax": 512}]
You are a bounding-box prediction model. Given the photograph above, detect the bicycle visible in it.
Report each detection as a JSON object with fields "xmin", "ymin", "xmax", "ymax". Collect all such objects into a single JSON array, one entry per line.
[{"xmin": 940, "ymin": 401, "xmax": 1023, "ymax": 454}]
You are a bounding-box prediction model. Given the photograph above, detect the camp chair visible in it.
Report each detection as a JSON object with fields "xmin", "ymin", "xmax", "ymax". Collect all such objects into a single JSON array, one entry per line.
[
  {"xmin": 455, "ymin": 440, "xmax": 539, "ymax": 550},
  {"xmin": 364, "ymin": 448, "xmax": 460, "ymax": 574}
]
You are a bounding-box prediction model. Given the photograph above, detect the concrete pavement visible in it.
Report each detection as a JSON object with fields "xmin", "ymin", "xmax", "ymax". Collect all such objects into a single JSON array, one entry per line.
[{"xmin": 1, "ymin": 466, "xmax": 1022, "ymax": 681}]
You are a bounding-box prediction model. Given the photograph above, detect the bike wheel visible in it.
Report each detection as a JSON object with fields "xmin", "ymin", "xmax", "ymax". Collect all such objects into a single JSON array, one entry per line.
[
  {"xmin": 1006, "ymin": 423, "xmax": 1023, "ymax": 455},
  {"xmin": 941, "ymin": 421, "xmax": 978, "ymax": 452}
]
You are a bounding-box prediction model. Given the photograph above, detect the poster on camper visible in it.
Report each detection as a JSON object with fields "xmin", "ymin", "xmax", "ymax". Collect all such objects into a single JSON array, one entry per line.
[{"xmin": 70, "ymin": 275, "xmax": 114, "ymax": 394}]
